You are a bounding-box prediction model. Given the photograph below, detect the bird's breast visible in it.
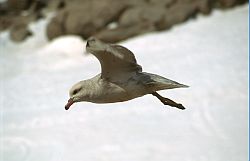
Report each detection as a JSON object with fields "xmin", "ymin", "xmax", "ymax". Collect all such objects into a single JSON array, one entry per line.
[{"xmin": 88, "ymin": 78, "xmax": 147, "ymax": 103}]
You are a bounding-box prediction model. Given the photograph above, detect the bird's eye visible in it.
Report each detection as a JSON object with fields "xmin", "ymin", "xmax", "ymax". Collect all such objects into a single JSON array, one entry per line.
[
  {"xmin": 73, "ymin": 87, "xmax": 81, "ymax": 95},
  {"xmin": 73, "ymin": 90, "xmax": 77, "ymax": 95}
]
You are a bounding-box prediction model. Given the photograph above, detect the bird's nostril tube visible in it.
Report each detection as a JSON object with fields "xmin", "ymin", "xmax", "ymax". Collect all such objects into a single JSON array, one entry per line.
[{"xmin": 86, "ymin": 41, "xmax": 89, "ymax": 47}]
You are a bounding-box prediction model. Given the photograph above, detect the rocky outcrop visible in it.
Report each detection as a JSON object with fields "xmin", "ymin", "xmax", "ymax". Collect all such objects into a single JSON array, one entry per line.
[
  {"xmin": 46, "ymin": 0, "xmax": 248, "ymax": 43},
  {"xmin": 7, "ymin": 0, "xmax": 33, "ymax": 12},
  {"xmin": 47, "ymin": 0, "xmax": 127, "ymax": 40},
  {"xmin": 216, "ymin": 0, "xmax": 247, "ymax": 8},
  {"xmin": 9, "ymin": 23, "xmax": 32, "ymax": 42},
  {"xmin": 0, "ymin": 0, "xmax": 248, "ymax": 43},
  {"xmin": 0, "ymin": 0, "xmax": 46, "ymax": 42}
]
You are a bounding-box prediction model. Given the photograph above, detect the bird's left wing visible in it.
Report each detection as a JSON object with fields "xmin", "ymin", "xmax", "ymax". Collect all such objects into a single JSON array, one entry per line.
[{"xmin": 86, "ymin": 38, "xmax": 142, "ymax": 82}]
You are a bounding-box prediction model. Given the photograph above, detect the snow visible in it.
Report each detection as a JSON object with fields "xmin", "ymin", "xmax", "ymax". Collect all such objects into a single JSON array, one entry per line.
[{"xmin": 0, "ymin": 5, "xmax": 248, "ymax": 161}]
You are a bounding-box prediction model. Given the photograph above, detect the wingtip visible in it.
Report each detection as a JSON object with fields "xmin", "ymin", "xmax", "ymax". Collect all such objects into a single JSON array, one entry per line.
[{"xmin": 180, "ymin": 84, "xmax": 189, "ymax": 88}]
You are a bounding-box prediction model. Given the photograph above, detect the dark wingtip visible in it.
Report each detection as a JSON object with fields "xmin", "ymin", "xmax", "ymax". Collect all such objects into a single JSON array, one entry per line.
[{"xmin": 180, "ymin": 84, "xmax": 189, "ymax": 88}]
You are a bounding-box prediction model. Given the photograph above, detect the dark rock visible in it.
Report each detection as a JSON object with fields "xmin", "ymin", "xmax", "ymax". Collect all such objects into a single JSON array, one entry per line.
[
  {"xmin": 97, "ymin": 0, "xmax": 215, "ymax": 41},
  {"xmin": 124, "ymin": 0, "xmax": 148, "ymax": 7},
  {"xmin": 157, "ymin": 1, "xmax": 200, "ymax": 30},
  {"xmin": 1, "ymin": 0, "xmax": 248, "ymax": 43},
  {"xmin": 45, "ymin": 0, "xmax": 65, "ymax": 11},
  {"xmin": 0, "ymin": 0, "xmax": 46, "ymax": 34},
  {"xmin": 7, "ymin": 0, "xmax": 33, "ymax": 12},
  {"xmin": 95, "ymin": 22, "xmax": 155, "ymax": 43},
  {"xmin": 46, "ymin": 0, "xmax": 127, "ymax": 40},
  {"xmin": 10, "ymin": 23, "xmax": 32, "ymax": 42},
  {"xmin": 0, "ymin": 1, "xmax": 8, "ymax": 15},
  {"xmin": 119, "ymin": 5, "xmax": 166, "ymax": 27},
  {"xmin": 148, "ymin": 0, "xmax": 176, "ymax": 7},
  {"xmin": 216, "ymin": 0, "xmax": 247, "ymax": 8},
  {"xmin": 0, "ymin": 10, "xmax": 38, "ymax": 31},
  {"xmin": 0, "ymin": 15, "xmax": 13, "ymax": 31},
  {"xmin": 30, "ymin": 0, "xmax": 47, "ymax": 12},
  {"xmin": 196, "ymin": 0, "xmax": 213, "ymax": 15},
  {"xmin": 46, "ymin": 10, "xmax": 66, "ymax": 40}
]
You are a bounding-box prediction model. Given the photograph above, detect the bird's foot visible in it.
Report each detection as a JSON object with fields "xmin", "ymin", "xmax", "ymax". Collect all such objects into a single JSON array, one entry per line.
[
  {"xmin": 161, "ymin": 99, "xmax": 185, "ymax": 110},
  {"xmin": 152, "ymin": 92, "xmax": 185, "ymax": 110}
]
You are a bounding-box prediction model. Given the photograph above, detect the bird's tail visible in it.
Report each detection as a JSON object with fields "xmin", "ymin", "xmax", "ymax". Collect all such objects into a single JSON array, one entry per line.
[{"xmin": 139, "ymin": 72, "xmax": 189, "ymax": 91}]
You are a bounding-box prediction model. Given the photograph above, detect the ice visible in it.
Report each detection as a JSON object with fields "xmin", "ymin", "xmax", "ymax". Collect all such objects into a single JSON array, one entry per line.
[{"xmin": 0, "ymin": 5, "xmax": 248, "ymax": 161}]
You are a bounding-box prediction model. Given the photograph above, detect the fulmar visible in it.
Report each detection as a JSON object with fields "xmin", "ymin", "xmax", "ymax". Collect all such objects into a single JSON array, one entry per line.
[{"xmin": 65, "ymin": 37, "xmax": 188, "ymax": 110}]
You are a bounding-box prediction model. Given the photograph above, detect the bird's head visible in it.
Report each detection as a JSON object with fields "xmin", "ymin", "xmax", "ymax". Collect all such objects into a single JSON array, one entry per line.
[{"xmin": 65, "ymin": 81, "xmax": 89, "ymax": 110}]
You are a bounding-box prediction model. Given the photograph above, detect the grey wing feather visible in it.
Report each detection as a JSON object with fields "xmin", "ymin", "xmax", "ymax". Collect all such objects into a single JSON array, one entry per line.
[
  {"xmin": 110, "ymin": 45, "xmax": 138, "ymax": 63},
  {"xmin": 110, "ymin": 44, "xmax": 142, "ymax": 72},
  {"xmin": 99, "ymin": 44, "xmax": 142, "ymax": 81},
  {"xmin": 139, "ymin": 72, "xmax": 189, "ymax": 91}
]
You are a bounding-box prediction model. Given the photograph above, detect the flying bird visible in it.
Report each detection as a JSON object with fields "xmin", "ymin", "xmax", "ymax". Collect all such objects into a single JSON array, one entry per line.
[{"xmin": 65, "ymin": 37, "xmax": 188, "ymax": 110}]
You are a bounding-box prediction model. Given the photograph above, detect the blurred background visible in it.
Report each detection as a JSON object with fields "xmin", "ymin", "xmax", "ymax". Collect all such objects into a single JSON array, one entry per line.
[{"xmin": 0, "ymin": 0, "xmax": 248, "ymax": 161}]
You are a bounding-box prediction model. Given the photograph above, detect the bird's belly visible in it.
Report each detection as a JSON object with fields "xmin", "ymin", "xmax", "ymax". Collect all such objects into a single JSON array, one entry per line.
[
  {"xmin": 89, "ymin": 81, "xmax": 147, "ymax": 103},
  {"xmin": 89, "ymin": 89, "xmax": 131, "ymax": 103},
  {"xmin": 91, "ymin": 93, "xmax": 130, "ymax": 103}
]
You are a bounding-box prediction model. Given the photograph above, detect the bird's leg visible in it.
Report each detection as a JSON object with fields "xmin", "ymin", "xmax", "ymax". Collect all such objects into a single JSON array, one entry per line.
[{"xmin": 152, "ymin": 92, "xmax": 185, "ymax": 110}]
